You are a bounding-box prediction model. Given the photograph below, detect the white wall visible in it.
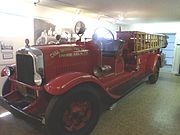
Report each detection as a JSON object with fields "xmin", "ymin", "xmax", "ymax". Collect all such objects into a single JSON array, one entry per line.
[
  {"xmin": 125, "ymin": 22, "xmax": 180, "ymax": 74},
  {"xmin": 0, "ymin": 0, "xmax": 33, "ymax": 92}
]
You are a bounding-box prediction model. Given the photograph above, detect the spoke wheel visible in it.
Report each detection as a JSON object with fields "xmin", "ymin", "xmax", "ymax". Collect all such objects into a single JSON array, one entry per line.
[
  {"xmin": 45, "ymin": 85, "xmax": 101, "ymax": 135},
  {"xmin": 149, "ymin": 61, "xmax": 160, "ymax": 84},
  {"xmin": 63, "ymin": 100, "xmax": 92, "ymax": 132},
  {"xmin": 93, "ymin": 27, "xmax": 114, "ymax": 45}
]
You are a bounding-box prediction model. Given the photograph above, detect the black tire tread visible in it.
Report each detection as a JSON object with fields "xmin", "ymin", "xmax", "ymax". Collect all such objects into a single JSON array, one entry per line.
[
  {"xmin": 45, "ymin": 84, "xmax": 102, "ymax": 135},
  {"xmin": 148, "ymin": 61, "xmax": 160, "ymax": 84}
]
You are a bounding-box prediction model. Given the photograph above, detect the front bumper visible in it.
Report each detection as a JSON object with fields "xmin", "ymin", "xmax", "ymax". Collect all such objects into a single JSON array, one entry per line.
[{"xmin": 0, "ymin": 96, "xmax": 44, "ymax": 126}]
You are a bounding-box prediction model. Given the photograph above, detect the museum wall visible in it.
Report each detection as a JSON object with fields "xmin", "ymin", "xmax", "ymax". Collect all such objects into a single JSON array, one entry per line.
[
  {"xmin": 0, "ymin": 0, "xmax": 118, "ymax": 94},
  {"xmin": 125, "ymin": 22, "xmax": 180, "ymax": 74}
]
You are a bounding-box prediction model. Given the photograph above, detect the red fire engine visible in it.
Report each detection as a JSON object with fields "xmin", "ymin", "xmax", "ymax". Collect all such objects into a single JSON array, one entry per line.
[{"xmin": 0, "ymin": 21, "xmax": 167, "ymax": 135}]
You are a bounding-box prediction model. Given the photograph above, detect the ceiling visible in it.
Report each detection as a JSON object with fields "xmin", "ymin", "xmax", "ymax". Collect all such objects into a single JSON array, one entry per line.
[{"xmin": 39, "ymin": 0, "xmax": 180, "ymax": 24}]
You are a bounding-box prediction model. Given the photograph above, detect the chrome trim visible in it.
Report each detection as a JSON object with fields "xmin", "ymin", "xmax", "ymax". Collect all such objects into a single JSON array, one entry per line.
[{"xmin": 16, "ymin": 47, "xmax": 44, "ymax": 85}]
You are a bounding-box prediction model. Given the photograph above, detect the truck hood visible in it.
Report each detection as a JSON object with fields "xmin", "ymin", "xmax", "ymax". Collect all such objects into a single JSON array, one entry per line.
[{"xmin": 34, "ymin": 43, "xmax": 89, "ymax": 58}]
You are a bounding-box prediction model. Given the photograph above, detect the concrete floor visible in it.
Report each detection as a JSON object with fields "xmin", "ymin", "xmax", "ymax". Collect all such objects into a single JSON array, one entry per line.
[{"xmin": 0, "ymin": 72, "xmax": 180, "ymax": 135}]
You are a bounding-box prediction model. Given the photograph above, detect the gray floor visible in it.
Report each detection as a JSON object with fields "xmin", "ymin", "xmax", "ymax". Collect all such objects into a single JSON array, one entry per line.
[
  {"xmin": 0, "ymin": 72, "xmax": 180, "ymax": 135},
  {"xmin": 160, "ymin": 65, "xmax": 172, "ymax": 73}
]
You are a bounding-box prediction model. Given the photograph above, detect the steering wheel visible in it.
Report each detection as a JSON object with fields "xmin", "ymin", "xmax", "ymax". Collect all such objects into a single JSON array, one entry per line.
[{"xmin": 93, "ymin": 27, "xmax": 114, "ymax": 45}]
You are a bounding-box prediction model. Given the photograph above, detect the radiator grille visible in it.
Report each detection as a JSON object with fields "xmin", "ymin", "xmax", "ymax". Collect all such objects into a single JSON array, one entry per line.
[{"xmin": 16, "ymin": 54, "xmax": 34, "ymax": 85}]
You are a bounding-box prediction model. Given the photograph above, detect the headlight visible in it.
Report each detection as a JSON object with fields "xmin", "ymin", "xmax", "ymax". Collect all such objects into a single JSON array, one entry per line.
[{"xmin": 34, "ymin": 73, "xmax": 42, "ymax": 86}]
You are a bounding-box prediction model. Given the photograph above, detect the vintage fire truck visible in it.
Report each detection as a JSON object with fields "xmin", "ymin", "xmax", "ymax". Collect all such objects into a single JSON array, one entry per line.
[{"xmin": 0, "ymin": 21, "xmax": 167, "ymax": 135}]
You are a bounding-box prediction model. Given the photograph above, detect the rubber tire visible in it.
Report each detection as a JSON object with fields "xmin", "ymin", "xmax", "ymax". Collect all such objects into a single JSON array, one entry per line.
[
  {"xmin": 148, "ymin": 61, "xmax": 160, "ymax": 84},
  {"xmin": 45, "ymin": 85, "xmax": 102, "ymax": 135},
  {"xmin": 2, "ymin": 78, "xmax": 11, "ymax": 96}
]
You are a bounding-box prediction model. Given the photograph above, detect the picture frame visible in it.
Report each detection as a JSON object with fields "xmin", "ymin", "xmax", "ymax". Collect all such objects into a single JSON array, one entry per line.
[{"xmin": 2, "ymin": 52, "xmax": 13, "ymax": 59}]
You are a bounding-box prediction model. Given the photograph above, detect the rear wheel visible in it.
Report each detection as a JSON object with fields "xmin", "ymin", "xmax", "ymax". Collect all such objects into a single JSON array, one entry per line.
[
  {"xmin": 148, "ymin": 61, "xmax": 160, "ymax": 84},
  {"xmin": 45, "ymin": 85, "xmax": 101, "ymax": 135}
]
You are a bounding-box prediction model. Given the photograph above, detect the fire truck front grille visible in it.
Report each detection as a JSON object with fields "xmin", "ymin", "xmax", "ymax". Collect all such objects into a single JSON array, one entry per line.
[{"xmin": 16, "ymin": 54, "xmax": 34, "ymax": 85}]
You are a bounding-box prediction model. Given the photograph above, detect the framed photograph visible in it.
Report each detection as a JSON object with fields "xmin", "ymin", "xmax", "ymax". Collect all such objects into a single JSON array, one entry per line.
[
  {"xmin": 0, "ymin": 41, "xmax": 14, "ymax": 52},
  {"xmin": 2, "ymin": 52, "xmax": 13, "ymax": 59}
]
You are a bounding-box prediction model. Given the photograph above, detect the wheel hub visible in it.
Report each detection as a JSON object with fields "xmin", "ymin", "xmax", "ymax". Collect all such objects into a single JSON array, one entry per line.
[{"xmin": 63, "ymin": 101, "xmax": 92, "ymax": 132}]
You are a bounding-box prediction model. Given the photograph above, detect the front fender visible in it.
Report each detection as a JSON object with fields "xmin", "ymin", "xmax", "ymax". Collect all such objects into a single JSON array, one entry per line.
[
  {"xmin": 44, "ymin": 72, "xmax": 105, "ymax": 95},
  {"xmin": 146, "ymin": 54, "xmax": 160, "ymax": 73}
]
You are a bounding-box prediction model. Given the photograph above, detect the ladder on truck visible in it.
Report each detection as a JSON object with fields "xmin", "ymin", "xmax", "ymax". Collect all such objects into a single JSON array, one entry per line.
[{"xmin": 117, "ymin": 31, "xmax": 167, "ymax": 54}]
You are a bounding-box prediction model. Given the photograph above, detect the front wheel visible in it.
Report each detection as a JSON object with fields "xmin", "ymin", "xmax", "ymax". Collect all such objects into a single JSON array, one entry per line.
[
  {"xmin": 148, "ymin": 61, "xmax": 160, "ymax": 84},
  {"xmin": 45, "ymin": 85, "xmax": 101, "ymax": 135}
]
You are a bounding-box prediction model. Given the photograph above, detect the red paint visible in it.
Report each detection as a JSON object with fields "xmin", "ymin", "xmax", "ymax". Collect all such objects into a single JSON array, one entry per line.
[
  {"xmin": 44, "ymin": 72, "xmax": 105, "ymax": 95},
  {"xmin": 1, "ymin": 67, "xmax": 7, "ymax": 77},
  {"xmin": 23, "ymin": 93, "xmax": 48, "ymax": 114}
]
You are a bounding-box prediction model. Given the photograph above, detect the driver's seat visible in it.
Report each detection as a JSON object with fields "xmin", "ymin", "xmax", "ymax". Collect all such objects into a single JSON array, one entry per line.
[{"xmin": 102, "ymin": 40, "xmax": 124, "ymax": 57}]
